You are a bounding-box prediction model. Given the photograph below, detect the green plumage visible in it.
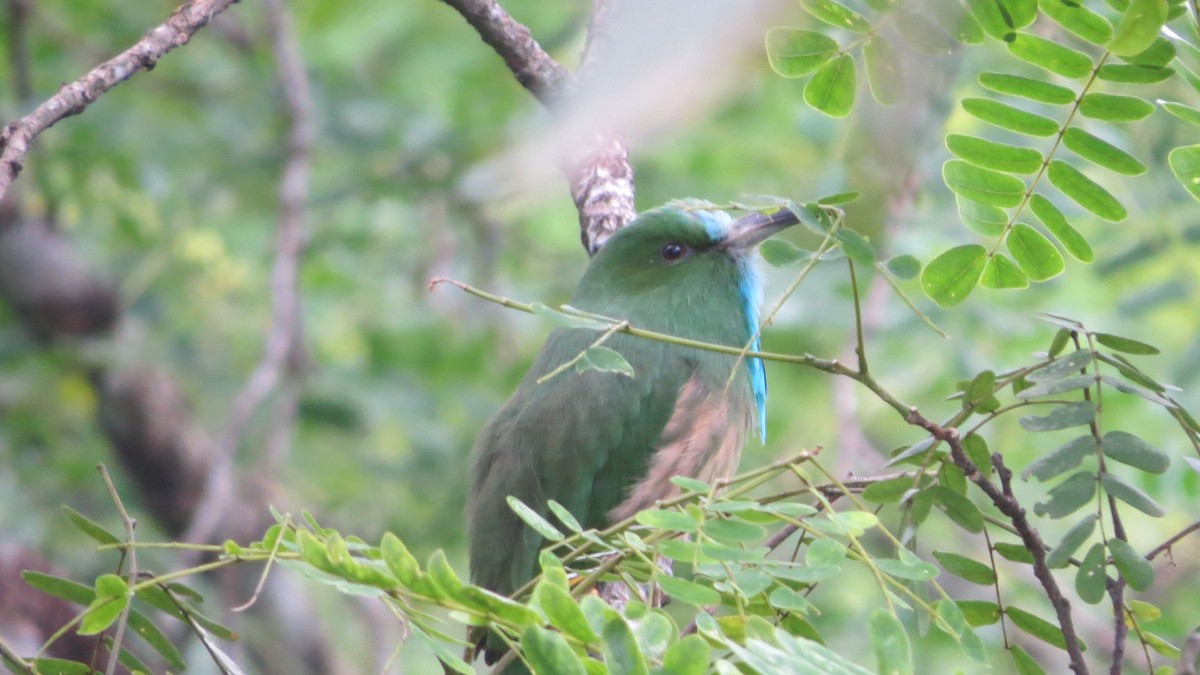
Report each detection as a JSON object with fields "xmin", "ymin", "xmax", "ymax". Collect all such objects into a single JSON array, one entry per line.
[{"xmin": 467, "ymin": 205, "xmax": 796, "ymax": 664}]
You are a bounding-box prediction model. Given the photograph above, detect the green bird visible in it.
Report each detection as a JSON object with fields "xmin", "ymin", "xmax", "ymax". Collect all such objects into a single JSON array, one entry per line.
[{"xmin": 467, "ymin": 204, "xmax": 798, "ymax": 664}]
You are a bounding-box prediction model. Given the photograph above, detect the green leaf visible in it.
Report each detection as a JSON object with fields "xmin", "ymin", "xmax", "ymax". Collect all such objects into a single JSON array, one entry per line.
[
  {"xmin": 957, "ymin": 600, "xmax": 1001, "ymax": 626},
  {"xmin": 1017, "ymin": 374, "xmax": 1095, "ymax": 399},
  {"xmin": 869, "ymin": 609, "xmax": 914, "ymax": 675},
  {"xmin": 660, "ymin": 635, "xmax": 710, "ymax": 675},
  {"xmin": 932, "ymin": 486, "xmax": 984, "ymax": 532},
  {"xmin": 1010, "ymin": 644, "xmax": 1048, "ymax": 674},
  {"xmin": 522, "ymin": 626, "xmax": 588, "ymax": 675},
  {"xmin": 670, "ymin": 475, "xmax": 710, "ymax": 493},
  {"xmin": 21, "ymin": 570, "xmax": 94, "ymax": 605},
  {"xmin": 894, "ymin": 8, "xmax": 957, "ymax": 55},
  {"xmin": 933, "ymin": 551, "xmax": 996, "ymax": 585},
  {"xmin": 537, "ymin": 582, "xmax": 601, "ymax": 644},
  {"xmin": 804, "ymin": 54, "xmax": 857, "ymax": 118},
  {"xmin": 1108, "ymin": 0, "xmax": 1169, "ymax": 56},
  {"xmin": 1047, "ymin": 160, "xmax": 1127, "ymax": 221},
  {"xmin": 1079, "ymin": 93, "xmax": 1156, "ymax": 122},
  {"xmin": 1029, "ymin": 348, "xmax": 1093, "ymax": 382},
  {"xmin": 1062, "ymin": 128, "xmax": 1146, "ymax": 177},
  {"xmin": 1006, "ymin": 606, "xmax": 1068, "ymax": 650},
  {"xmin": 1048, "ymin": 328, "xmax": 1072, "ymax": 357},
  {"xmin": 884, "ymin": 254, "xmax": 921, "ymax": 279},
  {"xmin": 1007, "ymin": 223, "xmax": 1065, "ymax": 282},
  {"xmin": 995, "ymin": 542, "xmax": 1035, "ymax": 564},
  {"xmin": 601, "ymin": 614, "xmax": 649, "ymax": 675},
  {"xmin": 1008, "ymin": 34, "xmax": 1094, "ymax": 78},
  {"xmin": 531, "ymin": 303, "xmax": 610, "ymax": 330},
  {"xmin": 799, "ymin": 0, "xmax": 872, "ymax": 31},
  {"xmin": 863, "ymin": 475, "xmax": 920, "ymax": 503},
  {"xmin": 934, "ymin": 598, "xmax": 989, "ymax": 663},
  {"xmin": 547, "ymin": 500, "xmax": 583, "ymax": 533},
  {"xmin": 380, "ymin": 532, "xmax": 420, "ymax": 585},
  {"xmin": 943, "ymin": 160, "xmax": 1027, "ymax": 207},
  {"xmin": 426, "ymin": 549, "xmax": 465, "ymax": 597},
  {"xmin": 980, "ymin": 253, "xmax": 1030, "ymax": 289},
  {"xmin": 657, "ymin": 575, "xmax": 720, "ymax": 606},
  {"xmin": 864, "ymin": 36, "xmax": 903, "ymax": 104},
  {"xmin": 703, "ymin": 518, "xmax": 766, "ymax": 543},
  {"xmin": 1169, "ymin": 145, "xmax": 1200, "ymax": 202},
  {"xmin": 79, "ymin": 574, "xmax": 130, "ymax": 635},
  {"xmin": 1075, "ymin": 543, "xmax": 1109, "ymax": 604},
  {"xmin": 1102, "ymin": 430, "xmax": 1169, "ymax": 474},
  {"xmin": 507, "ymin": 496, "xmax": 565, "ymax": 541},
  {"xmin": 806, "ymin": 537, "xmax": 848, "ymax": 567},
  {"xmin": 978, "ymin": 71, "xmax": 1075, "ymax": 105},
  {"xmin": 636, "ymin": 508, "xmax": 699, "ymax": 533},
  {"xmin": 957, "ymin": 196, "xmax": 1008, "ymax": 236},
  {"xmin": 760, "ymin": 239, "xmax": 820, "ymax": 267},
  {"xmin": 962, "ymin": 98, "xmax": 1058, "ymax": 136},
  {"xmin": 1094, "ymin": 332, "xmax": 1160, "ymax": 354},
  {"xmin": 1033, "ymin": 470, "xmax": 1097, "ymax": 518},
  {"xmin": 765, "ymin": 29, "xmax": 839, "ymax": 77},
  {"xmin": 1037, "ymin": 0, "xmax": 1114, "ymax": 43},
  {"xmin": 964, "ymin": 433, "xmax": 993, "ymax": 478},
  {"xmin": 576, "ymin": 346, "xmax": 635, "ymax": 378},
  {"xmin": 1097, "ymin": 63, "xmax": 1173, "ymax": 82},
  {"xmin": 1046, "ymin": 513, "xmax": 1099, "ymax": 567},
  {"xmin": 61, "ymin": 505, "xmax": 121, "ymax": 545},
  {"xmin": 1101, "ymin": 473, "xmax": 1165, "ymax": 516},
  {"xmin": 836, "ymin": 229, "xmax": 876, "ymax": 265},
  {"xmin": 1121, "ymin": 36, "xmax": 1175, "ymax": 66},
  {"xmin": 1162, "ymin": 102, "xmax": 1200, "ymax": 127},
  {"xmin": 1001, "ymin": 0, "xmax": 1038, "ymax": 29},
  {"xmin": 875, "ymin": 557, "xmax": 940, "ymax": 581},
  {"xmin": 966, "ymin": 0, "xmax": 1016, "ymax": 40},
  {"xmin": 921, "ymin": 244, "xmax": 987, "ymax": 307},
  {"xmin": 1020, "ymin": 401, "xmax": 1095, "ymax": 432},
  {"xmin": 1108, "ymin": 537, "xmax": 1155, "ymax": 590},
  {"xmin": 1022, "ymin": 435, "xmax": 1094, "ymax": 482},
  {"xmin": 946, "ymin": 134, "xmax": 1043, "ymax": 174}
]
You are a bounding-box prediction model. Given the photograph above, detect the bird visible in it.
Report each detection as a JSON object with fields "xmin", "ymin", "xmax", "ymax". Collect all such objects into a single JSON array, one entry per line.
[{"xmin": 466, "ymin": 203, "xmax": 798, "ymax": 664}]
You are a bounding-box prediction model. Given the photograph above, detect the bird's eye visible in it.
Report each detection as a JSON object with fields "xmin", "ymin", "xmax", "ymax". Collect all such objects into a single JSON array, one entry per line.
[{"xmin": 660, "ymin": 242, "xmax": 689, "ymax": 262}]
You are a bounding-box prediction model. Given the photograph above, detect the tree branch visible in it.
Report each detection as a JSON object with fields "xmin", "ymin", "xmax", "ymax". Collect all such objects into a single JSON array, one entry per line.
[{"xmin": 0, "ymin": 0, "xmax": 243, "ymax": 201}]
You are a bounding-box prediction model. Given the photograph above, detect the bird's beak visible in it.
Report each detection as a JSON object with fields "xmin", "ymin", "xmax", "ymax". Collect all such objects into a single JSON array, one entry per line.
[{"xmin": 722, "ymin": 207, "xmax": 800, "ymax": 254}]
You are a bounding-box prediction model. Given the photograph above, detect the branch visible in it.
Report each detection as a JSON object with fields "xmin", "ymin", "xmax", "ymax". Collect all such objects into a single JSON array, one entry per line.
[
  {"xmin": 184, "ymin": 0, "xmax": 312, "ymax": 545},
  {"xmin": 1146, "ymin": 520, "xmax": 1200, "ymax": 561},
  {"xmin": 0, "ymin": 0, "xmax": 243, "ymax": 201}
]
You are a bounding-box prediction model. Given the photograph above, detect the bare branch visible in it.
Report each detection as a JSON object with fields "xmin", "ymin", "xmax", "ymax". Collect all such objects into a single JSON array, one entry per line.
[
  {"xmin": 0, "ymin": 0, "xmax": 243, "ymax": 200},
  {"xmin": 1147, "ymin": 520, "xmax": 1200, "ymax": 561},
  {"xmin": 184, "ymin": 0, "xmax": 313, "ymax": 545}
]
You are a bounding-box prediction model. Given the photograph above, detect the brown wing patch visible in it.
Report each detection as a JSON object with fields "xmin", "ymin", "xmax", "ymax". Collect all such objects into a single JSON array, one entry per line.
[{"xmin": 608, "ymin": 377, "xmax": 749, "ymax": 522}]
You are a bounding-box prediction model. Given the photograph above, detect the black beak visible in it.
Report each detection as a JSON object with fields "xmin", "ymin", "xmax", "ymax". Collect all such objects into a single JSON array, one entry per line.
[{"xmin": 722, "ymin": 207, "xmax": 800, "ymax": 254}]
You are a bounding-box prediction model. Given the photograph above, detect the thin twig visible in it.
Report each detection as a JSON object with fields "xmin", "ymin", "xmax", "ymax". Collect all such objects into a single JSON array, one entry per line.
[
  {"xmin": 0, "ymin": 635, "xmax": 35, "ymax": 674},
  {"xmin": 0, "ymin": 0, "xmax": 242, "ymax": 199},
  {"xmin": 1146, "ymin": 520, "xmax": 1200, "ymax": 561},
  {"xmin": 97, "ymin": 465, "xmax": 136, "ymax": 675}
]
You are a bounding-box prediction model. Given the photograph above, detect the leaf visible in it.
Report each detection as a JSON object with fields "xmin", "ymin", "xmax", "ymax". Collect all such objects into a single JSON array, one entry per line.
[
  {"xmin": 576, "ymin": 346, "xmax": 635, "ymax": 378},
  {"xmin": 530, "ymin": 303, "xmax": 609, "ymax": 330},
  {"xmin": 964, "ymin": 434, "xmax": 993, "ymax": 478},
  {"xmin": 1062, "ymin": 129, "xmax": 1146, "ymax": 177},
  {"xmin": 957, "ymin": 196, "xmax": 1008, "ymax": 236},
  {"xmin": 884, "ymin": 254, "xmax": 921, "ymax": 279},
  {"xmin": 977, "ymin": 71, "xmax": 1075, "ymax": 105},
  {"xmin": 636, "ymin": 508, "xmax": 700, "ymax": 533},
  {"xmin": 1016, "ymin": 374, "xmax": 1095, "ymax": 400},
  {"xmin": 957, "ymin": 600, "xmax": 1001, "ymax": 626},
  {"xmin": 1037, "ymin": 0, "xmax": 1114, "ymax": 43},
  {"xmin": 1077, "ymin": 93, "xmax": 1155, "ymax": 126},
  {"xmin": 836, "ymin": 229, "xmax": 876, "ymax": 265},
  {"xmin": 79, "ymin": 574, "xmax": 130, "ymax": 635},
  {"xmin": 1101, "ymin": 473, "xmax": 1165, "ymax": 516},
  {"xmin": 1094, "ymin": 332, "xmax": 1160, "ymax": 355},
  {"xmin": 1162, "ymin": 102, "xmax": 1200, "ymax": 127},
  {"xmin": 1047, "ymin": 161, "xmax": 1127, "ymax": 221},
  {"xmin": 894, "ymin": 8, "xmax": 957, "ymax": 54},
  {"xmin": 943, "ymin": 160, "xmax": 1027, "ymax": 207},
  {"xmin": 1075, "ymin": 543, "xmax": 1109, "ymax": 604},
  {"xmin": 547, "ymin": 500, "xmax": 583, "ymax": 533},
  {"xmin": 704, "ymin": 518, "xmax": 766, "ymax": 543},
  {"xmin": 863, "ymin": 475, "xmax": 920, "ymax": 503},
  {"xmin": 760, "ymin": 239, "xmax": 819, "ymax": 267},
  {"xmin": 933, "ymin": 551, "xmax": 996, "ymax": 585},
  {"xmin": 1108, "ymin": 537, "xmax": 1155, "ymax": 590},
  {"xmin": 380, "ymin": 532, "xmax": 420, "ymax": 585},
  {"xmin": 1007, "ymin": 223, "xmax": 1065, "ymax": 282},
  {"xmin": 1121, "ymin": 36, "xmax": 1175, "ymax": 66},
  {"xmin": 764, "ymin": 29, "xmax": 838, "ymax": 78},
  {"xmin": 921, "ymin": 244, "xmax": 987, "ymax": 307},
  {"xmin": 962, "ymin": 98, "xmax": 1058, "ymax": 136},
  {"xmin": 1169, "ymin": 145, "xmax": 1200, "ymax": 202},
  {"xmin": 1029, "ymin": 348, "xmax": 1093, "ymax": 382},
  {"xmin": 864, "ymin": 36, "xmax": 903, "ymax": 104},
  {"xmin": 537, "ymin": 582, "xmax": 600, "ymax": 644},
  {"xmin": 1046, "ymin": 513, "xmax": 1099, "ymax": 567},
  {"xmin": 22, "ymin": 570, "xmax": 93, "ymax": 605},
  {"xmin": 1022, "ymin": 435, "xmax": 1095, "ymax": 482},
  {"xmin": 661, "ymin": 635, "xmax": 711, "ymax": 675},
  {"xmin": 1019, "ymin": 401, "xmax": 1095, "ymax": 431},
  {"xmin": 934, "ymin": 598, "xmax": 988, "ymax": 663},
  {"xmin": 1097, "ymin": 63, "xmax": 1174, "ymax": 82},
  {"xmin": 799, "ymin": 0, "xmax": 872, "ymax": 31},
  {"xmin": 1108, "ymin": 0, "xmax": 1169, "ymax": 56},
  {"xmin": 1102, "ymin": 431, "xmax": 1169, "ymax": 474},
  {"xmin": 994, "ymin": 542, "xmax": 1035, "ymax": 564},
  {"xmin": 868, "ymin": 609, "xmax": 914, "ymax": 675},
  {"xmin": 1007, "ymin": 34, "xmax": 1094, "ymax": 78},
  {"xmin": 507, "ymin": 496, "xmax": 565, "ymax": 541},
  {"xmin": 1010, "ymin": 644, "xmax": 1048, "ymax": 674},
  {"xmin": 601, "ymin": 614, "xmax": 649, "ymax": 675},
  {"xmin": 804, "ymin": 54, "xmax": 857, "ymax": 118},
  {"xmin": 1006, "ymin": 607, "xmax": 1069, "ymax": 650},
  {"xmin": 966, "ymin": 0, "xmax": 1016, "ymax": 40},
  {"xmin": 61, "ymin": 505, "xmax": 121, "ymax": 545},
  {"xmin": 522, "ymin": 626, "xmax": 588, "ymax": 675},
  {"xmin": 1033, "ymin": 470, "xmax": 1097, "ymax": 518},
  {"xmin": 946, "ymin": 134, "xmax": 1043, "ymax": 174},
  {"xmin": 875, "ymin": 557, "xmax": 940, "ymax": 581},
  {"xmin": 657, "ymin": 575, "xmax": 720, "ymax": 606},
  {"xmin": 806, "ymin": 537, "xmax": 848, "ymax": 567}
]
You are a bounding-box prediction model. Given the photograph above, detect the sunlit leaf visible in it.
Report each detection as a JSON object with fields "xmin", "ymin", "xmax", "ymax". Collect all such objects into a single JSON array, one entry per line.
[
  {"xmin": 1161, "ymin": 102, "xmax": 1200, "ymax": 127},
  {"xmin": 1007, "ymin": 34, "xmax": 1094, "ymax": 78},
  {"xmin": 978, "ymin": 71, "xmax": 1075, "ymax": 104},
  {"xmin": 1029, "ymin": 193, "xmax": 1094, "ymax": 262},
  {"xmin": 1007, "ymin": 223, "xmax": 1065, "ymax": 281},
  {"xmin": 765, "ymin": 28, "xmax": 839, "ymax": 77},
  {"xmin": 1121, "ymin": 36, "xmax": 1175, "ymax": 66},
  {"xmin": 1062, "ymin": 128, "xmax": 1146, "ymax": 176},
  {"xmin": 661, "ymin": 635, "xmax": 711, "ymax": 675},
  {"xmin": 522, "ymin": 626, "xmax": 588, "ymax": 675},
  {"xmin": 962, "ymin": 98, "xmax": 1058, "ymax": 136},
  {"xmin": 1108, "ymin": 0, "xmax": 1169, "ymax": 56},
  {"xmin": 804, "ymin": 54, "xmax": 857, "ymax": 118},
  {"xmin": 921, "ymin": 244, "xmax": 987, "ymax": 307},
  {"xmin": 1168, "ymin": 145, "xmax": 1200, "ymax": 202},
  {"xmin": 508, "ymin": 496, "xmax": 565, "ymax": 541},
  {"xmin": 1047, "ymin": 161, "xmax": 1127, "ymax": 221},
  {"xmin": 943, "ymin": 160, "xmax": 1026, "ymax": 207},
  {"xmin": 980, "ymin": 253, "xmax": 1029, "ymax": 289},
  {"xmin": 946, "ymin": 134, "xmax": 1043, "ymax": 174},
  {"xmin": 957, "ymin": 196, "xmax": 1008, "ymax": 236},
  {"xmin": 1038, "ymin": 0, "xmax": 1114, "ymax": 43},
  {"xmin": 1097, "ymin": 63, "xmax": 1174, "ymax": 82},
  {"xmin": 800, "ymin": 0, "xmax": 872, "ymax": 31},
  {"xmin": 864, "ymin": 36, "xmax": 904, "ymax": 104},
  {"xmin": 1079, "ymin": 93, "xmax": 1156, "ymax": 121},
  {"xmin": 966, "ymin": 0, "xmax": 1016, "ymax": 40}
]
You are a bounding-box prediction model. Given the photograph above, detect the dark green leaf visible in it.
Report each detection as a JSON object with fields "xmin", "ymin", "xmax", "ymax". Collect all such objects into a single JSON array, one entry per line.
[
  {"xmin": 1007, "ymin": 223, "xmax": 1064, "ymax": 281},
  {"xmin": 884, "ymin": 254, "xmax": 921, "ymax": 279},
  {"xmin": 932, "ymin": 486, "xmax": 984, "ymax": 532},
  {"xmin": 1078, "ymin": 93, "xmax": 1156, "ymax": 122},
  {"xmin": 1007, "ymin": 34, "xmax": 1094, "ymax": 78},
  {"xmin": 962, "ymin": 98, "xmax": 1059, "ymax": 136},
  {"xmin": 1047, "ymin": 160, "xmax": 1127, "ymax": 221},
  {"xmin": 547, "ymin": 500, "xmax": 583, "ymax": 533},
  {"xmin": 799, "ymin": 0, "xmax": 872, "ymax": 31},
  {"xmin": 1108, "ymin": 0, "xmax": 1169, "ymax": 56},
  {"xmin": 863, "ymin": 475, "xmax": 920, "ymax": 503},
  {"xmin": 1063, "ymin": 129, "xmax": 1146, "ymax": 177},
  {"xmin": 943, "ymin": 160, "xmax": 1027, "ymax": 207},
  {"xmin": 1006, "ymin": 607, "xmax": 1068, "ymax": 650},
  {"xmin": 1022, "ymin": 435, "xmax": 1095, "ymax": 482},
  {"xmin": 537, "ymin": 581, "xmax": 600, "ymax": 644},
  {"xmin": 1016, "ymin": 374, "xmax": 1095, "ymax": 400},
  {"xmin": 946, "ymin": 134, "xmax": 1043, "ymax": 174},
  {"xmin": 978, "ymin": 71, "xmax": 1075, "ymax": 104},
  {"xmin": 836, "ymin": 229, "xmax": 876, "ymax": 265},
  {"xmin": 602, "ymin": 615, "xmax": 649, "ymax": 675},
  {"xmin": 522, "ymin": 626, "xmax": 588, "ymax": 675},
  {"xmin": 1097, "ymin": 63, "xmax": 1174, "ymax": 82},
  {"xmin": 1046, "ymin": 513, "xmax": 1099, "ymax": 567},
  {"xmin": 1108, "ymin": 537, "xmax": 1154, "ymax": 590},
  {"xmin": 957, "ymin": 196, "xmax": 1008, "ymax": 236},
  {"xmin": 1102, "ymin": 430, "xmax": 1169, "ymax": 474},
  {"xmin": 1094, "ymin": 332, "xmax": 1160, "ymax": 355},
  {"xmin": 1019, "ymin": 401, "xmax": 1095, "ymax": 431},
  {"xmin": 964, "ymin": 369, "xmax": 997, "ymax": 406},
  {"xmin": 1169, "ymin": 145, "xmax": 1200, "ymax": 202},
  {"xmin": 508, "ymin": 496, "xmax": 565, "ymax": 541},
  {"xmin": 957, "ymin": 600, "xmax": 1001, "ymax": 626},
  {"xmin": 29, "ymin": 658, "xmax": 95, "ymax": 674},
  {"xmin": 657, "ymin": 575, "xmax": 720, "ymax": 606},
  {"xmin": 765, "ymin": 29, "xmax": 839, "ymax": 77},
  {"xmin": 1037, "ymin": 0, "xmax": 1114, "ymax": 43},
  {"xmin": 576, "ymin": 346, "xmax": 635, "ymax": 378},
  {"xmin": 1162, "ymin": 102, "xmax": 1200, "ymax": 127},
  {"xmin": 1075, "ymin": 543, "xmax": 1109, "ymax": 604},
  {"xmin": 994, "ymin": 542, "xmax": 1035, "ymax": 564},
  {"xmin": 869, "ymin": 609, "xmax": 914, "ymax": 675},
  {"xmin": 1049, "ymin": 328, "xmax": 1072, "ymax": 357},
  {"xmin": 22, "ymin": 570, "xmax": 93, "ymax": 605},
  {"xmin": 61, "ymin": 505, "xmax": 121, "ymax": 545},
  {"xmin": 964, "ymin": 434, "xmax": 993, "ymax": 478},
  {"xmin": 921, "ymin": 244, "xmax": 987, "ymax": 307},
  {"xmin": 864, "ymin": 36, "xmax": 904, "ymax": 105},
  {"xmin": 933, "ymin": 551, "xmax": 996, "ymax": 585},
  {"xmin": 1033, "ymin": 470, "xmax": 1097, "ymax": 518},
  {"xmin": 1010, "ymin": 644, "xmax": 1048, "ymax": 674},
  {"xmin": 805, "ymin": 54, "xmax": 857, "ymax": 118},
  {"xmin": 1101, "ymin": 473, "xmax": 1165, "ymax": 516}
]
